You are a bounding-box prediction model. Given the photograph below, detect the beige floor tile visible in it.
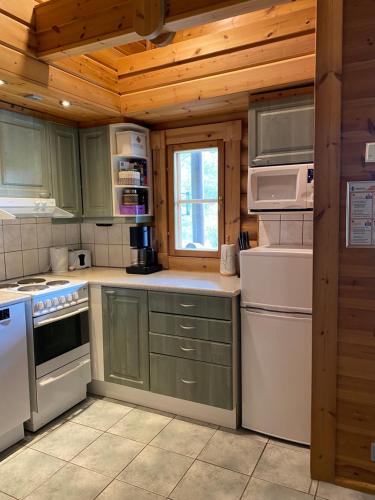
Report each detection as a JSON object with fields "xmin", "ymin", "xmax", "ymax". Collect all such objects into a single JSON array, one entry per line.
[
  {"xmin": 62, "ymin": 396, "xmax": 97, "ymax": 420},
  {"xmin": 25, "ymin": 463, "xmax": 111, "ymax": 500},
  {"xmin": 242, "ymin": 477, "xmax": 312, "ymax": 500},
  {"xmin": 0, "ymin": 492, "xmax": 13, "ymax": 499},
  {"xmin": 170, "ymin": 460, "xmax": 248, "ymax": 500},
  {"xmin": 253, "ymin": 444, "xmax": 311, "ymax": 493},
  {"xmin": 118, "ymin": 445, "xmax": 193, "ymax": 497},
  {"xmin": 30, "ymin": 421, "xmax": 102, "ymax": 461},
  {"xmin": 309, "ymin": 479, "xmax": 319, "ymax": 495},
  {"xmin": 108, "ymin": 409, "xmax": 172, "ymax": 444},
  {"xmin": 0, "ymin": 440, "xmax": 27, "ymax": 465},
  {"xmin": 268, "ymin": 437, "xmax": 310, "ymax": 454},
  {"xmin": 151, "ymin": 418, "xmax": 216, "ymax": 458},
  {"xmin": 198, "ymin": 429, "xmax": 266, "ymax": 474},
  {"xmin": 70, "ymin": 399, "xmax": 134, "ymax": 431},
  {"xmin": 24, "ymin": 416, "xmax": 66, "ymax": 447},
  {"xmin": 97, "ymin": 480, "xmax": 165, "ymax": 499},
  {"xmin": 317, "ymin": 481, "xmax": 375, "ymax": 499},
  {"xmin": 0, "ymin": 448, "xmax": 64, "ymax": 499},
  {"xmin": 71, "ymin": 433, "xmax": 144, "ymax": 477}
]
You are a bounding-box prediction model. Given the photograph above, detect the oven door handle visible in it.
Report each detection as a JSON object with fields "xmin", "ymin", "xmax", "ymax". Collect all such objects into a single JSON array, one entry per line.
[
  {"xmin": 39, "ymin": 358, "xmax": 90, "ymax": 386},
  {"xmin": 34, "ymin": 306, "xmax": 89, "ymax": 328}
]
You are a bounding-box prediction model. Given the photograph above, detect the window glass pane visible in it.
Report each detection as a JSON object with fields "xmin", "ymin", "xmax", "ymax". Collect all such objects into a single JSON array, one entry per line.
[
  {"xmin": 175, "ymin": 202, "xmax": 219, "ymax": 251},
  {"xmin": 174, "ymin": 148, "xmax": 218, "ymax": 202}
]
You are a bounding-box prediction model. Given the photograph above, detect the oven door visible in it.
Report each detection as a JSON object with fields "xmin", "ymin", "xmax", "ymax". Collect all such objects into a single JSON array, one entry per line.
[
  {"xmin": 33, "ymin": 303, "xmax": 90, "ymax": 379},
  {"xmin": 248, "ymin": 164, "xmax": 310, "ymax": 212}
]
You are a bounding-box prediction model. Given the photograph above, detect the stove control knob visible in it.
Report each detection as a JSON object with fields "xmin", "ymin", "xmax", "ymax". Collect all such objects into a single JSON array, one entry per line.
[
  {"xmin": 73, "ymin": 291, "xmax": 79, "ymax": 300},
  {"xmin": 52, "ymin": 297, "xmax": 59, "ymax": 306},
  {"xmin": 37, "ymin": 301, "xmax": 44, "ymax": 311},
  {"xmin": 45, "ymin": 299, "xmax": 52, "ymax": 308},
  {"xmin": 59, "ymin": 296, "xmax": 66, "ymax": 304},
  {"xmin": 67, "ymin": 294, "xmax": 73, "ymax": 302}
]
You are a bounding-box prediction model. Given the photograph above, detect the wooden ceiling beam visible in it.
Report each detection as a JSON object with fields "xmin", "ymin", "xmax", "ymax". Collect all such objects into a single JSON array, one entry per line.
[
  {"xmin": 34, "ymin": 0, "xmax": 293, "ymax": 61},
  {"xmin": 120, "ymin": 53, "xmax": 315, "ymax": 114},
  {"xmin": 117, "ymin": 6, "xmax": 315, "ymax": 75}
]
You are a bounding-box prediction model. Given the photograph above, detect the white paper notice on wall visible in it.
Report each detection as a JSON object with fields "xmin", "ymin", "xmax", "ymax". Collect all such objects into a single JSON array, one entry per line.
[{"xmin": 347, "ymin": 181, "xmax": 375, "ymax": 247}]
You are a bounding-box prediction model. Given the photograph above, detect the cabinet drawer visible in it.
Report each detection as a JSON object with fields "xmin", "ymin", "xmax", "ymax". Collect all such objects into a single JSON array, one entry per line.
[
  {"xmin": 150, "ymin": 353, "xmax": 233, "ymax": 410},
  {"xmin": 149, "ymin": 312, "xmax": 232, "ymax": 343},
  {"xmin": 149, "ymin": 332, "xmax": 232, "ymax": 366},
  {"xmin": 148, "ymin": 291, "xmax": 232, "ymax": 320}
]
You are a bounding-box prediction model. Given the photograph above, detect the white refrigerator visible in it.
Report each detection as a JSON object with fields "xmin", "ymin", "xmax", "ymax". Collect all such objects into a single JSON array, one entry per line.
[{"xmin": 240, "ymin": 245, "xmax": 313, "ymax": 444}]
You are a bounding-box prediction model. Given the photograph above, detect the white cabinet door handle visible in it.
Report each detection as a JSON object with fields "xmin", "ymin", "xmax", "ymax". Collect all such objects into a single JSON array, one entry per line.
[
  {"xmin": 179, "ymin": 346, "xmax": 195, "ymax": 352},
  {"xmin": 180, "ymin": 378, "xmax": 197, "ymax": 385},
  {"xmin": 179, "ymin": 324, "xmax": 195, "ymax": 330},
  {"xmin": 179, "ymin": 303, "xmax": 195, "ymax": 308}
]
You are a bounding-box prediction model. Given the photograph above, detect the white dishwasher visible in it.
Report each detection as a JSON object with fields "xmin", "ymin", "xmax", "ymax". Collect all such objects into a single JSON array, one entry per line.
[{"xmin": 0, "ymin": 300, "xmax": 30, "ymax": 452}]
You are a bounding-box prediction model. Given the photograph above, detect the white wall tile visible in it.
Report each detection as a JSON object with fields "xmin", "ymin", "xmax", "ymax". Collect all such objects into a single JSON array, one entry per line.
[
  {"xmin": 258, "ymin": 214, "xmax": 281, "ymax": 221},
  {"xmin": 66, "ymin": 223, "xmax": 80, "ymax": 245},
  {"xmin": 4, "ymin": 225, "xmax": 21, "ymax": 252},
  {"xmin": 108, "ymin": 224, "xmax": 122, "ymax": 245},
  {"xmin": 303, "ymin": 221, "xmax": 313, "ymax": 246},
  {"xmin": 37, "ymin": 217, "xmax": 52, "ymax": 224},
  {"xmin": 280, "ymin": 221, "xmax": 303, "ymax": 245},
  {"xmin": 0, "ymin": 227, "xmax": 4, "ymax": 254},
  {"xmin": 5, "ymin": 252, "xmax": 23, "ymax": 279},
  {"xmin": 258, "ymin": 221, "xmax": 280, "ymax": 245},
  {"xmin": 4, "ymin": 219, "xmax": 20, "ymax": 225},
  {"xmin": 52, "ymin": 224, "xmax": 66, "ymax": 246},
  {"xmin": 95, "ymin": 244, "xmax": 109, "ymax": 266},
  {"xmin": 38, "ymin": 248, "xmax": 51, "ymax": 273},
  {"xmin": 123, "ymin": 245, "xmax": 131, "ymax": 267},
  {"xmin": 0, "ymin": 254, "xmax": 5, "ymax": 281},
  {"xmin": 122, "ymin": 225, "xmax": 131, "ymax": 245},
  {"xmin": 21, "ymin": 224, "xmax": 38, "ymax": 250},
  {"xmin": 20, "ymin": 218, "xmax": 37, "ymax": 224},
  {"xmin": 23, "ymin": 249, "xmax": 39, "ymax": 276},
  {"xmin": 108, "ymin": 245, "xmax": 123, "ymax": 267},
  {"xmin": 94, "ymin": 225, "xmax": 109, "ymax": 244},
  {"xmin": 303, "ymin": 212, "xmax": 313, "ymax": 221},
  {"xmin": 81, "ymin": 223, "xmax": 95, "ymax": 244},
  {"xmin": 280, "ymin": 213, "xmax": 304, "ymax": 221},
  {"xmin": 37, "ymin": 223, "xmax": 52, "ymax": 248}
]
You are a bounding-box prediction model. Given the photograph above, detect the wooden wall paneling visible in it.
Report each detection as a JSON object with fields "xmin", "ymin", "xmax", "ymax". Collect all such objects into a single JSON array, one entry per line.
[
  {"xmin": 0, "ymin": 100, "xmax": 78, "ymax": 127},
  {"xmin": 119, "ymin": 33, "xmax": 315, "ymax": 94},
  {"xmin": 310, "ymin": 0, "xmax": 343, "ymax": 482},
  {"xmin": 224, "ymin": 138, "xmax": 241, "ymax": 245},
  {"xmin": 121, "ymin": 54, "xmax": 315, "ymax": 113},
  {"xmin": 117, "ymin": 6, "xmax": 315, "ymax": 75},
  {"xmin": 0, "ymin": 12, "xmax": 36, "ymax": 54}
]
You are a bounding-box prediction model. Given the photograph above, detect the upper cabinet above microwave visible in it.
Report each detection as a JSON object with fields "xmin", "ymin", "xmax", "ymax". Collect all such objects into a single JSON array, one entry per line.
[{"xmin": 249, "ymin": 94, "xmax": 314, "ymax": 167}]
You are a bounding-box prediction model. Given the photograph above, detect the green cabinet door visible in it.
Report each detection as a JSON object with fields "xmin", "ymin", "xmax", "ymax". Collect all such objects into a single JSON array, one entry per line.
[
  {"xmin": 49, "ymin": 123, "xmax": 82, "ymax": 217},
  {"xmin": 249, "ymin": 94, "xmax": 314, "ymax": 166},
  {"xmin": 102, "ymin": 288, "xmax": 149, "ymax": 390},
  {"xmin": 79, "ymin": 126, "xmax": 113, "ymax": 217},
  {"xmin": 0, "ymin": 110, "xmax": 52, "ymax": 197}
]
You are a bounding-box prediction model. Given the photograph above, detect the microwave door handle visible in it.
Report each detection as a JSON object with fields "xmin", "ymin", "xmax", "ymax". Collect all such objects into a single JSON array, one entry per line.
[{"xmin": 34, "ymin": 306, "xmax": 89, "ymax": 328}]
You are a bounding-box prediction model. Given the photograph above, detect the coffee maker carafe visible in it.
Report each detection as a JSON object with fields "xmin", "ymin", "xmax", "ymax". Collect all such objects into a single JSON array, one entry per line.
[{"xmin": 126, "ymin": 226, "xmax": 163, "ymax": 274}]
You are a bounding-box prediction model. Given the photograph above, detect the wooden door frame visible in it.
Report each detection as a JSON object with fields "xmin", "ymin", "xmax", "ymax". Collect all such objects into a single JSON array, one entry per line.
[{"xmin": 311, "ymin": 0, "xmax": 343, "ymax": 482}]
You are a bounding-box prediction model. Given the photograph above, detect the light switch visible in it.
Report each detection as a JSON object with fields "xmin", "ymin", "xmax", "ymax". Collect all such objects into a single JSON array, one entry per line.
[{"xmin": 365, "ymin": 143, "xmax": 375, "ymax": 163}]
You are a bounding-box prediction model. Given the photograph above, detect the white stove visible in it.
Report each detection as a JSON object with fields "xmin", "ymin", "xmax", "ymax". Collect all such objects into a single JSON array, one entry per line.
[
  {"xmin": 1, "ymin": 275, "xmax": 92, "ymax": 431},
  {"xmin": 0, "ymin": 276, "xmax": 88, "ymax": 317}
]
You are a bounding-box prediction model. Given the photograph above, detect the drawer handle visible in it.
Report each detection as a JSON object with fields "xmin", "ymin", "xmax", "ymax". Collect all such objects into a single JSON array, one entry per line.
[
  {"xmin": 179, "ymin": 324, "xmax": 195, "ymax": 330},
  {"xmin": 179, "ymin": 346, "xmax": 196, "ymax": 352},
  {"xmin": 180, "ymin": 378, "xmax": 197, "ymax": 385},
  {"xmin": 179, "ymin": 303, "xmax": 195, "ymax": 308}
]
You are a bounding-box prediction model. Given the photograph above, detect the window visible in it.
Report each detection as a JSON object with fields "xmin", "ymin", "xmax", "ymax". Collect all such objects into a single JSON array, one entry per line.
[{"xmin": 168, "ymin": 140, "xmax": 224, "ymax": 257}]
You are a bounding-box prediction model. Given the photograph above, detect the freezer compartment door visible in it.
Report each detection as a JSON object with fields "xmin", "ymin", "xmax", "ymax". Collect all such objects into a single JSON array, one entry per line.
[
  {"xmin": 241, "ymin": 308, "xmax": 312, "ymax": 444},
  {"xmin": 240, "ymin": 246, "xmax": 312, "ymax": 312}
]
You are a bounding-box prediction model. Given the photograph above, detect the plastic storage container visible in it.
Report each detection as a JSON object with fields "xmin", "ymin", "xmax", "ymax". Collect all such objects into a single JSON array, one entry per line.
[{"xmin": 116, "ymin": 131, "xmax": 147, "ymax": 157}]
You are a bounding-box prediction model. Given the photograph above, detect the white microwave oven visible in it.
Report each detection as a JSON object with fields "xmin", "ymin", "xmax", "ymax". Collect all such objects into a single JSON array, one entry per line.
[{"xmin": 248, "ymin": 163, "xmax": 314, "ymax": 213}]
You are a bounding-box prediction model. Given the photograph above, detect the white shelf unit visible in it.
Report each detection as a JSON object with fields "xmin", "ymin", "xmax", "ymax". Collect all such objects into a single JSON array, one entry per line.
[{"xmin": 109, "ymin": 123, "xmax": 153, "ymax": 218}]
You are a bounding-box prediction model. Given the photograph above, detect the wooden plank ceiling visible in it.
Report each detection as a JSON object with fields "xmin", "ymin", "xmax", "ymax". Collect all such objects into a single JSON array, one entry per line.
[{"xmin": 0, "ymin": 0, "xmax": 316, "ymax": 125}]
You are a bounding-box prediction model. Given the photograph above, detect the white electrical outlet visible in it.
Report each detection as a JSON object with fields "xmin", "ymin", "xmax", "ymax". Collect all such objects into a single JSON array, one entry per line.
[
  {"xmin": 365, "ymin": 143, "xmax": 375, "ymax": 163},
  {"xmin": 372, "ymin": 442, "xmax": 375, "ymax": 462}
]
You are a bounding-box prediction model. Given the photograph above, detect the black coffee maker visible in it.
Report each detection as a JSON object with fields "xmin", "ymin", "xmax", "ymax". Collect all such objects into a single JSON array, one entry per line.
[{"xmin": 126, "ymin": 226, "xmax": 163, "ymax": 274}]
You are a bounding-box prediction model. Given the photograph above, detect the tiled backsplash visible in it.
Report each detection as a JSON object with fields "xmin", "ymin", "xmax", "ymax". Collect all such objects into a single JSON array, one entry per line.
[
  {"xmin": 0, "ymin": 219, "xmax": 81, "ymax": 281},
  {"xmin": 80, "ymin": 222, "xmax": 132, "ymax": 268},
  {"xmin": 258, "ymin": 213, "xmax": 313, "ymax": 246}
]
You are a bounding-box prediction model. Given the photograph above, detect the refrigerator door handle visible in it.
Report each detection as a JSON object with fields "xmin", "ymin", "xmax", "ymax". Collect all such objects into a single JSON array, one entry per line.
[{"xmin": 243, "ymin": 307, "xmax": 312, "ymax": 320}]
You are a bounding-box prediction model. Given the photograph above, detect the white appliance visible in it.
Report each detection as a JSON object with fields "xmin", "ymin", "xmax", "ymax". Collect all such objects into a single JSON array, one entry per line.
[
  {"xmin": 0, "ymin": 300, "xmax": 30, "ymax": 451},
  {"xmin": 240, "ymin": 245, "xmax": 313, "ymax": 444},
  {"xmin": 69, "ymin": 249, "xmax": 92, "ymax": 270},
  {"xmin": 248, "ymin": 163, "xmax": 314, "ymax": 213},
  {"xmin": 50, "ymin": 247, "xmax": 69, "ymax": 274},
  {"xmin": 0, "ymin": 198, "xmax": 74, "ymax": 220},
  {"xmin": 0, "ymin": 277, "xmax": 91, "ymax": 431}
]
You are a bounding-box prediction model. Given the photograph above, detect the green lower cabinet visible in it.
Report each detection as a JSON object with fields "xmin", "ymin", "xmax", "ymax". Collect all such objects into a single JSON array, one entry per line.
[{"xmin": 102, "ymin": 288, "xmax": 149, "ymax": 390}]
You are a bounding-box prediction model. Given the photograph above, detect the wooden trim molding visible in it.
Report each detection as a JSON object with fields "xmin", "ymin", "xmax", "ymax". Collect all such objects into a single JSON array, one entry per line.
[
  {"xmin": 151, "ymin": 120, "xmax": 241, "ymax": 271},
  {"xmin": 311, "ymin": 0, "xmax": 343, "ymax": 482}
]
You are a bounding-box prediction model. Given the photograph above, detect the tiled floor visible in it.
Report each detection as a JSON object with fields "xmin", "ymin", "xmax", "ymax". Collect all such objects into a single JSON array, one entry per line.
[{"xmin": 0, "ymin": 397, "xmax": 374, "ymax": 500}]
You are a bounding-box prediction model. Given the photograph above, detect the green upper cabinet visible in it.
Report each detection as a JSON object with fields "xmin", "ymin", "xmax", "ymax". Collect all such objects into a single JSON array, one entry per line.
[
  {"xmin": 79, "ymin": 126, "xmax": 113, "ymax": 217},
  {"xmin": 0, "ymin": 110, "xmax": 52, "ymax": 197},
  {"xmin": 49, "ymin": 123, "xmax": 82, "ymax": 217},
  {"xmin": 249, "ymin": 94, "xmax": 315, "ymax": 166},
  {"xmin": 102, "ymin": 287, "xmax": 149, "ymax": 390}
]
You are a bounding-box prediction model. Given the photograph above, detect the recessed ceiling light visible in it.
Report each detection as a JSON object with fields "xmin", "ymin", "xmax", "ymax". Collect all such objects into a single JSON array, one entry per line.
[
  {"xmin": 60, "ymin": 100, "xmax": 71, "ymax": 108},
  {"xmin": 24, "ymin": 94, "xmax": 43, "ymax": 101},
  {"xmin": 0, "ymin": 79, "xmax": 7, "ymax": 85}
]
